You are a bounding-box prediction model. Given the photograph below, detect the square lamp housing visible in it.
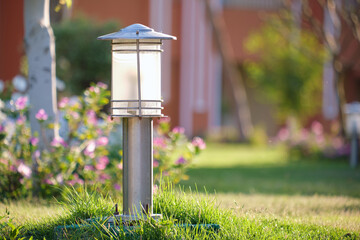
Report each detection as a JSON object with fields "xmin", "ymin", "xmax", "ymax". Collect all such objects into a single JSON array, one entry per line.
[{"xmin": 98, "ymin": 24, "xmax": 176, "ymax": 118}]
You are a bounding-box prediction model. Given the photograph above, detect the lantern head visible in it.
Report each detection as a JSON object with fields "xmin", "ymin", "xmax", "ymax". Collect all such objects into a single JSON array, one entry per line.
[{"xmin": 98, "ymin": 23, "xmax": 176, "ymax": 117}]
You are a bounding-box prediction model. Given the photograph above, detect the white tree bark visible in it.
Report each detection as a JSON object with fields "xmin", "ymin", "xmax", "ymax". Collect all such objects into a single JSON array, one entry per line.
[{"xmin": 24, "ymin": 0, "xmax": 58, "ymax": 147}]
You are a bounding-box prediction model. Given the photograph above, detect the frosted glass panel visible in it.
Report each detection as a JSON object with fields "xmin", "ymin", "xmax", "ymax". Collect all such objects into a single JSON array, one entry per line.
[
  {"xmin": 140, "ymin": 52, "xmax": 161, "ymax": 100},
  {"xmin": 111, "ymin": 41, "xmax": 162, "ymax": 116},
  {"xmin": 112, "ymin": 52, "xmax": 138, "ymax": 100}
]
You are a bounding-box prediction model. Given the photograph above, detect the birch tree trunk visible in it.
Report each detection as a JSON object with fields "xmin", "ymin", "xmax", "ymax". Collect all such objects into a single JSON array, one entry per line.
[{"xmin": 24, "ymin": 0, "xmax": 58, "ymax": 196}]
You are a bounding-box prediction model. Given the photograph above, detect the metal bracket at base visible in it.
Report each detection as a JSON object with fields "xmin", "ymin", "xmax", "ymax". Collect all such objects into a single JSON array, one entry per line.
[{"xmin": 107, "ymin": 214, "xmax": 162, "ymax": 225}]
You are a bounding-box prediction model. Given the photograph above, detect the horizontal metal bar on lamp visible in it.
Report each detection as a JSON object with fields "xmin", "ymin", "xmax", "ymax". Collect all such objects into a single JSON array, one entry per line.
[
  {"xmin": 111, "ymin": 100, "xmax": 163, "ymax": 102},
  {"xmin": 112, "ymin": 42, "xmax": 162, "ymax": 44},
  {"xmin": 112, "ymin": 49, "xmax": 163, "ymax": 52},
  {"xmin": 112, "ymin": 107, "xmax": 163, "ymax": 110},
  {"xmin": 111, "ymin": 115, "xmax": 165, "ymax": 118}
]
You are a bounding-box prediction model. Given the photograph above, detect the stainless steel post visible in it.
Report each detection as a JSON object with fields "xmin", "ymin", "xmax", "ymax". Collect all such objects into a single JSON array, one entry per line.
[{"xmin": 122, "ymin": 117, "xmax": 153, "ymax": 216}]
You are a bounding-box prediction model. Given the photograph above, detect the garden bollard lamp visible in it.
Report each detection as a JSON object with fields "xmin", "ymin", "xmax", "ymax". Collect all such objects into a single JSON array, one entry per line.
[{"xmin": 98, "ymin": 23, "xmax": 176, "ymax": 221}]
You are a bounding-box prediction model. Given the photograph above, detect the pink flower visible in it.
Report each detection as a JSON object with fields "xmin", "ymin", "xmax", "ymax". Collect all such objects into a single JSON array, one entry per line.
[
  {"xmin": 0, "ymin": 125, "xmax": 4, "ymax": 132},
  {"xmin": 17, "ymin": 162, "xmax": 32, "ymax": 178},
  {"xmin": 277, "ymin": 127, "xmax": 290, "ymax": 141},
  {"xmin": 114, "ymin": 183, "xmax": 121, "ymax": 191},
  {"xmin": 30, "ymin": 137, "xmax": 39, "ymax": 146},
  {"xmin": 15, "ymin": 96, "xmax": 27, "ymax": 110},
  {"xmin": 35, "ymin": 109, "xmax": 48, "ymax": 121},
  {"xmin": 58, "ymin": 97, "xmax": 69, "ymax": 109},
  {"xmin": 84, "ymin": 141, "xmax": 96, "ymax": 157},
  {"xmin": 172, "ymin": 126, "xmax": 185, "ymax": 134},
  {"xmin": 86, "ymin": 110, "xmax": 97, "ymax": 125},
  {"xmin": 175, "ymin": 157, "xmax": 187, "ymax": 165},
  {"xmin": 67, "ymin": 174, "xmax": 84, "ymax": 186},
  {"xmin": 33, "ymin": 150, "xmax": 41, "ymax": 159},
  {"xmin": 70, "ymin": 111, "xmax": 80, "ymax": 120},
  {"xmin": 96, "ymin": 156, "xmax": 109, "ymax": 170},
  {"xmin": 10, "ymin": 165, "xmax": 16, "ymax": 172},
  {"xmin": 192, "ymin": 137, "xmax": 206, "ymax": 150},
  {"xmin": 96, "ymin": 163, "xmax": 106, "ymax": 170},
  {"xmin": 99, "ymin": 173, "xmax": 111, "ymax": 181},
  {"xmin": 89, "ymin": 86, "xmax": 100, "ymax": 93},
  {"xmin": 154, "ymin": 137, "xmax": 166, "ymax": 148},
  {"xmin": 51, "ymin": 137, "xmax": 68, "ymax": 147},
  {"xmin": 159, "ymin": 117, "xmax": 170, "ymax": 124},
  {"xmin": 44, "ymin": 177, "xmax": 55, "ymax": 185},
  {"xmin": 153, "ymin": 184, "xmax": 159, "ymax": 194},
  {"xmin": 97, "ymin": 82, "xmax": 108, "ymax": 89},
  {"xmin": 84, "ymin": 165, "xmax": 95, "ymax": 171},
  {"xmin": 153, "ymin": 160, "xmax": 159, "ymax": 167},
  {"xmin": 299, "ymin": 129, "xmax": 309, "ymax": 141},
  {"xmin": 56, "ymin": 174, "xmax": 64, "ymax": 184},
  {"xmin": 16, "ymin": 115, "xmax": 26, "ymax": 125},
  {"xmin": 311, "ymin": 121, "xmax": 323, "ymax": 136},
  {"xmin": 96, "ymin": 137, "xmax": 109, "ymax": 146}
]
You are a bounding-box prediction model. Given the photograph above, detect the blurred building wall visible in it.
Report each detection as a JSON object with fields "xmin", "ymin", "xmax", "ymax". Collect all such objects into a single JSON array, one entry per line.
[
  {"xmin": 6, "ymin": 1, "xmax": 359, "ymax": 137},
  {"xmin": 0, "ymin": 0, "xmax": 24, "ymax": 82},
  {"xmin": 71, "ymin": 0, "xmax": 280, "ymax": 136}
]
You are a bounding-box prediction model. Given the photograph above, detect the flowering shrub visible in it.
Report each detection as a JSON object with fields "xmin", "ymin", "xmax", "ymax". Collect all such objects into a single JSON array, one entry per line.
[
  {"xmin": 154, "ymin": 118, "xmax": 206, "ymax": 184},
  {"xmin": 0, "ymin": 96, "xmax": 33, "ymax": 199},
  {"xmin": 0, "ymin": 82, "xmax": 120, "ymax": 199},
  {"xmin": 273, "ymin": 121, "xmax": 349, "ymax": 159},
  {"xmin": 0, "ymin": 83, "xmax": 205, "ymax": 199}
]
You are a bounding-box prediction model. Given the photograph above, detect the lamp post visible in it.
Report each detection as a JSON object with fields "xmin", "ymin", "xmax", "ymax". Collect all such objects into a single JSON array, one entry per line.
[{"xmin": 98, "ymin": 24, "xmax": 176, "ymax": 221}]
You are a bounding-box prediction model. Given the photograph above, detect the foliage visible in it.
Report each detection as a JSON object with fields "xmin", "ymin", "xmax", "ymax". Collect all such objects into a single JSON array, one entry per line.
[
  {"xmin": 53, "ymin": 16, "xmax": 119, "ymax": 95},
  {"xmin": 244, "ymin": 14, "xmax": 326, "ymax": 122},
  {"xmin": 0, "ymin": 83, "xmax": 204, "ymax": 200},
  {"xmin": 154, "ymin": 118, "xmax": 206, "ymax": 184},
  {"xmin": 55, "ymin": 0, "xmax": 72, "ymax": 12},
  {"xmin": 0, "ymin": 208, "xmax": 28, "ymax": 240}
]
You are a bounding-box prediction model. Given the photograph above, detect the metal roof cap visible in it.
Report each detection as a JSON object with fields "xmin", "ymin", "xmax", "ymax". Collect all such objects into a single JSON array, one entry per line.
[{"xmin": 97, "ymin": 23, "xmax": 176, "ymax": 40}]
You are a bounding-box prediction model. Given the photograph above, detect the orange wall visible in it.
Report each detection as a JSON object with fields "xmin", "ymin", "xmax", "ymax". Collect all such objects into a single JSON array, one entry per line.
[
  {"xmin": 223, "ymin": 8, "xmax": 269, "ymax": 61},
  {"xmin": 0, "ymin": 0, "xmax": 24, "ymax": 81},
  {"xmin": 162, "ymin": 0, "xmax": 182, "ymax": 127},
  {"xmin": 72, "ymin": 0, "xmax": 150, "ymax": 27}
]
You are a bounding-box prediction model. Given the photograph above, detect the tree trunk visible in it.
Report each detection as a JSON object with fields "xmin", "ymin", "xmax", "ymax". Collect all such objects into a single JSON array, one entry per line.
[
  {"xmin": 24, "ymin": 0, "xmax": 58, "ymax": 196},
  {"xmin": 322, "ymin": 0, "xmax": 341, "ymax": 121},
  {"xmin": 204, "ymin": 0, "xmax": 253, "ymax": 141}
]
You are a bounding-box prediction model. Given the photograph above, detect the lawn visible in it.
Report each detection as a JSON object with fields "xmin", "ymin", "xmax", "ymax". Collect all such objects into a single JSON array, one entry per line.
[
  {"xmin": 1, "ymin": 143, "xmax": 360, "ymax": 238},
  {"xmin": 179, "ymin": 143, "xmax": 360, "ymax": 232}
]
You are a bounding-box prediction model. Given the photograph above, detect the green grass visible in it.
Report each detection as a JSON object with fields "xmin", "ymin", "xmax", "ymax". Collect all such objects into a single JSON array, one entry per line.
[
  {"xmin": 177, "ymin": 143, "xmax": 360, "ymax": 233},
  {"xmin": 180, "ymin": 143, "xmax": 360, "ymax": 197},
  {"xmin": 1, "ymin": 186, "xmax": 359, "ymax": 239},
  {"xmin": 1, "ymin": 143, "xmax": 360, "ymax": 239}
]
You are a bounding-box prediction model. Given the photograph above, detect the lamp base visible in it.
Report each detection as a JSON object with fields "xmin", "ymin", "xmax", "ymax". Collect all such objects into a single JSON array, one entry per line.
[{"xmin": 107, "ymin": 214, "xmax": 162, "ymax": 225}]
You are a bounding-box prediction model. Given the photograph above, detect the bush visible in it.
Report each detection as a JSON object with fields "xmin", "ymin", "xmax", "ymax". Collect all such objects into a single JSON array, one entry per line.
[
  {"xmin": 0, "ymin": 83, "xmax": 205, "ymax": 199},
  {"xmin": 53, "ymin": 16, "xmax": 119, "ymax": 95},
  {"xmin": 244, "ymin": 14, "xmax": 325, "ymax": 122},
  {"xmin": 154, "ymin": 118, "xmax": 206, "ymax": 184},
  {"xmin": 273, "ymin": 121, "xmax": 350, "ymax": 160}
]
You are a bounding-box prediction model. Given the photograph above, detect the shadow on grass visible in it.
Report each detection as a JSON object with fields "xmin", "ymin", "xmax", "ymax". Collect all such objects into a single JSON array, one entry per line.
[{"xmin": 179, "ymin": 162, "xmax": 360, "ymax": 198}]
